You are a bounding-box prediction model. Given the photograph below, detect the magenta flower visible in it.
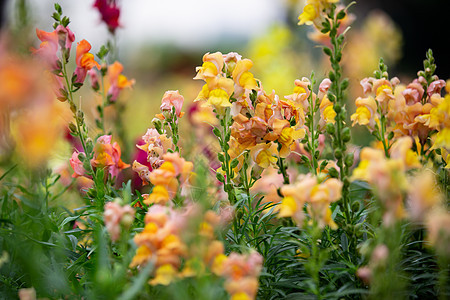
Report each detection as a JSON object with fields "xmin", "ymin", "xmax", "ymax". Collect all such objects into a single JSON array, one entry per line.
[{"xmin": 93, "ymin": 0, "xmax": 121, "ymax": 34}]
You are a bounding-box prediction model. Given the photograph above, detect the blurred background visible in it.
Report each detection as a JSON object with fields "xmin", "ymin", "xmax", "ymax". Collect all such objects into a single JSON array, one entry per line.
[{"xmin": 0, "ymin": 0, "xmax": 448, "ymax": 165}]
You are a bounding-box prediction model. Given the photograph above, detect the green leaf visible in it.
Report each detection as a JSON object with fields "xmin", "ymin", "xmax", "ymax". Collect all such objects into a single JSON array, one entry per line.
[
  {"xmin": 336, "ymin": 9, "xmax": 346, "ymax": 20},
  {"xmin": 323, "ymin": 47, "xmax": 332, "ymax": 56},
  {"xmin": 61, "ymin": 16, "xmax": 70, "ymax": 27},
  {"xmin": 117, "ymin": 262, "xmax": 154, "ymax": 300},
  {"xmin": 212, "ymin": 127, "xmax": 221, "ymax": 138},
  {"xmin": 52, "ymin": 12, "xmax": 60, "ymax": 22},
  {"xmin": 230, "ymin": 158, "xmax": 239, "ymax": 169},
  {"xmin": 54, "ymin": 3, "xmax": 62, "ymax": 14},
  {"xmin": 216, "ymin": 172, "xmax": 225, "ymax": 183}
]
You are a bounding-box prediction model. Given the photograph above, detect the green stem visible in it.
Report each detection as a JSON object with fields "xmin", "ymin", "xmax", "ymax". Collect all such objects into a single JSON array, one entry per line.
[
  {"xmin": 167, "ymin": 114, "xmax": 180, "ymax": 153},
  {"xmin": 307, "ymin": 74, "xmax": 318, "ymax": 175},
  {"xmin": 378, "ymin": 108, "xmax": 390, "ymax": 157},
  {"xmin": 62, "ymin": 60, "xmax": 88, "ymax": 158},
  {"xmin": 277, "ymin": 155, "xmax": 290, "ymax": 185},
  {"xmin": 221, "ymin": 109, "xmax": 236, "ymax": 204},
  {"xmin": 99, "ymin": 71, "xmax": 107, "ymax": 135}
]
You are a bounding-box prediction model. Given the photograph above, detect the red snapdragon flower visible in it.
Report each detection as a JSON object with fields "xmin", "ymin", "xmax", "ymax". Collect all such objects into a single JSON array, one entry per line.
[{"xmin": 93, "ymin": 0, "xmax": 121, "ymax": 34}]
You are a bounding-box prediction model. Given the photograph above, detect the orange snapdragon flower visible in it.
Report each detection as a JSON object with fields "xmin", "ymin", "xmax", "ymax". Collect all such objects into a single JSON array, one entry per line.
[
  {"xmin": 73, "ymin": 39, "xmax": 100, "ymax": 84},
  {"xmin": 130, "ymin": 205, "xmax": 188, "ymax": 285},
  {"xmin": 90, "ymin": 135, "xmax": 129, "ymax": 178},
  {"xmin": 106, "ymin": 61, "xmax": 135, "ymax": 101}
]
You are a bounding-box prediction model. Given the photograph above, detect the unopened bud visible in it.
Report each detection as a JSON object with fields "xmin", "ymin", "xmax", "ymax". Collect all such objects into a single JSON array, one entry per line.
[{"xmin": 326, "ymin": 123, "xmax": 335, "ymax": 135}]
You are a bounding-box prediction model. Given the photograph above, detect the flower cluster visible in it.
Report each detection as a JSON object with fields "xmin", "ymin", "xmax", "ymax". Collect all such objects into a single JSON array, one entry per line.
[
  {"xmin": 278, "ymin": 173, "xmax": 342, "ymax": 229},
  {"xmin": 130, "ymin": 205, "xmax": 243, "ymax": 289},
  {"xmin": 32, "ymin": 24, "xmax": 99, "ymax": 100},
  {"xmin": 193, "ymin": 52, "xmax": 340, "ymax": 178},
  {"xmin": 351, "ymin": 56, "xmax": 448, "ymax": 157},
  {"xmin": 136, "ymin": 152, "xmax": 193, "ymax": 206},
  {"xmin": 351, "ymin": 137, "xmax": 421, "ymax": 225},
  {"xmin": 218, "ymin": 252, "xmax": 263, "ymax": 300},
  {"xmin": 129, "ymin": 205, "xmax": 189, "ymax": 284}
]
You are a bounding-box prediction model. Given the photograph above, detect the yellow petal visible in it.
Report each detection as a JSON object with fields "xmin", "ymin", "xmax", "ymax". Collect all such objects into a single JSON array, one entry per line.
[{"xmin": 278, "ymin": 196, "xmax": 297, "ymax": 218}]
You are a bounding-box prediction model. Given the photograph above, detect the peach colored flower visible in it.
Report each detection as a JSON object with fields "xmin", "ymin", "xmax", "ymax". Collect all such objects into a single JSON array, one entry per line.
[
  {"xmin": 351, "ymin": 146, "xmax": 409, "ymax": 225},
  {"xmin": 18, "ymin": 288, "xmax": 36, "ymax": 300},
  {"xmin": 249, "ymin": 142, "xmax": 278, "ymax": 169},
  {"xmin": 427, "ymin": 79, "xmax": 446, "ymax": 98},
  {"xmin": 351, "ymin": 96, "xmax": 378, "ymax": 130},
  {"xmin": 193, "ymin": 52, "xmax": 224, "ymax": 81},
  {"xmin": 232, "ymin": 59, "xmax": 258, "ymax": 91},
  {"xmin": 220, "ymin": 251, "xmax": 263, "ymax": 300},
  {"xmin": 130, "ymin": 205, "xmax": 187, "ymax": 270},
  {"xmin": 250, "ymin": 167, "xmax": 283, "ymax": 210},
  {"xmin": 407, "ymin": 170, "xmax": 443, "ymax": 222},
  {"xmin": 269, "ymin": 118, "xmax": 306, "ymax": 158},
  {"xmin": 284, "ymin": 78, "xmax": 313, "ymax": 112},
  {"xmin": 425, "ymin": 208, "xmax": 450, "ymax": 256},
  {"xmin": 137, "ymin": 128, "xmax": 174, "ymax": 170},
  {"xmin": 104, "ymin": 201, "xmax": 135, "ymax": 242},
  {"xmin": 132, "ymin": 161, "xmax": 151, "ymax": 185},
  {"xmin": 223, "ymin": 52, "xmax": 242, "ymax": 74},
  {"xmin": 389, "ymin": 136, "xmax": 421, "ymax": 170},
  {"xmin": 402, "ymin": 81, "xmax": 424, "ymax": 105},
  {"xmin": 319, "ymin": 95, "xmax": 336, "ymax": 128},
  {"xmin": 279, "ymin": 173, "xmax": 341, "ymax": 228}
]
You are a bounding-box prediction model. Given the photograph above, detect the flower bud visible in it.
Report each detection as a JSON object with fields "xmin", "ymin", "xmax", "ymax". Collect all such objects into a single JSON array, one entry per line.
[
  {"xmin": 326, "ymin": 123, "xmax": 335, "ymax": 135},
  {"xmin": 342, "ymin": 127, "xmax": 351, "ymax": 142}
]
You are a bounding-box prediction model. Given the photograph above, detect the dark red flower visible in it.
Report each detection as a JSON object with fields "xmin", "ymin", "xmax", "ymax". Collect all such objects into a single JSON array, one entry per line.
[{"xmin": 93, "ymin": 0, "xmax": 121, "ymax": 33}]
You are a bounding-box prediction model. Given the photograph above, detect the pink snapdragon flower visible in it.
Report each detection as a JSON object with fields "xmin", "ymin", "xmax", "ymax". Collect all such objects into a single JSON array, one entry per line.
[
  {"xmin": 402, "ymin": 81, "xmax": 424, "ymax": 105},
  {"xmin": 55, "ymin": 25, "xmax": 75, "ymax": 54},
  {"xmin": 104, "ymin": 201, "xmax": 135, "ymax": 242},
  {"xmin": 33, "ymin": 28, "xmax": 58, "ymax": 70},
  {"xmin": 427, "ymin": 79, "xmax": 446, "ymax": 98},
  {"xmin": 69, "ymin": 151, "xmax": 88, "ymax": 178},
  {"xmin": 159, "ymin": 90, "xmax": 185, "ymax": 118}
]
